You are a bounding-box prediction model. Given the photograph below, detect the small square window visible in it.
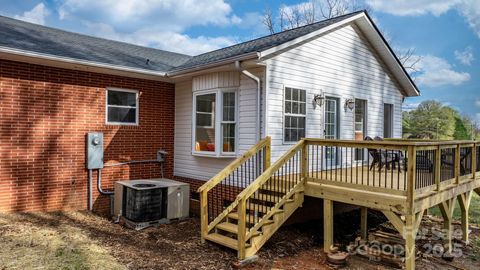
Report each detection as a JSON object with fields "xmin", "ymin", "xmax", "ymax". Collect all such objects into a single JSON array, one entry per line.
[{"xmin": 106, "ymin": 88, "xmax": 138, "ymax": 125}]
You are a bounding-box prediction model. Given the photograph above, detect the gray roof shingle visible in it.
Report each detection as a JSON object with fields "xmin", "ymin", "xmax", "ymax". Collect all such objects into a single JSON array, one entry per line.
[
  {"xmin": 0, "ymin": 11, "xmax": 363, "ymax": 74},
  {"xmin": 0, "ymin": 15, "xmax": 192, "ymax": 73},
  {"xmin": 173, "ymin": 11, "xmax": 363, "ymax": 72}
]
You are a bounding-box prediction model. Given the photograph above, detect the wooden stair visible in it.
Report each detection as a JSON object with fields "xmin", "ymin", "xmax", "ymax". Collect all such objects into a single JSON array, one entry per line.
[
  {"xmin": 204, "ymin": 183, "xmax": 304, "ymax": 258},
  {"xmin": 199, "ymin": 137, "xmax": 307, "ymax": 259}
]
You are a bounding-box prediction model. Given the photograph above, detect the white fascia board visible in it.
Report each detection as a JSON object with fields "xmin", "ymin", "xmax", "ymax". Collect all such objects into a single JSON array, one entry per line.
[
  {"xmin": 0, "ymin": 46, "xmax": 168, "ymax": 77},
  {"xmin": 167, "ymin": 51, "xmax": 260, "ymax": 77}
]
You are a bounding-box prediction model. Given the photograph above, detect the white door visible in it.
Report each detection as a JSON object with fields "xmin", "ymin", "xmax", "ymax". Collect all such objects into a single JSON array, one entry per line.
[{"xmin": 324, "ymin": 97, "xmax": 339, "ymax": 166}]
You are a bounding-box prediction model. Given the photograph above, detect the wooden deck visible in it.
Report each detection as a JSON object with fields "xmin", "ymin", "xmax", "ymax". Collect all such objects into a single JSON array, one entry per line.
[{"xmin": 199, "ymin": 137, "xmax": 480, "ymax": 270}]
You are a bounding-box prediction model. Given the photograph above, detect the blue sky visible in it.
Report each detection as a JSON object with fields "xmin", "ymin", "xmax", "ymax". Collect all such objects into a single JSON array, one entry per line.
[{"xmin": 0, "ymin": 0, "xmax": 479, "ymax": 122}]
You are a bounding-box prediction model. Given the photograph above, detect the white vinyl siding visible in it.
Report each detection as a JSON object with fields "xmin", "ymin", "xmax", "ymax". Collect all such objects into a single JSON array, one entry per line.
[
  {"xmin": 174, "ymin": 70, "xmax": 264, "ymax": 181},
  {"xmin": 265, "ymin": 24, "xmax": 404, "ymax": 163}
]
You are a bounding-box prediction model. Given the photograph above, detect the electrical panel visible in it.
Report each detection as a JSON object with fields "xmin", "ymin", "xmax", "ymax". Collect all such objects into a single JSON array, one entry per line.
[{"xmin": 86, "ymin": 132, "xmax": 104, "ymax": 169}]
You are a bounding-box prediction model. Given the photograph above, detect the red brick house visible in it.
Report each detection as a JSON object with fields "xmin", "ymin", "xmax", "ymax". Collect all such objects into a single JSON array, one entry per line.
[{"xmin": 0, "ymin": 11, "xmax": 419, "ymax": 214}]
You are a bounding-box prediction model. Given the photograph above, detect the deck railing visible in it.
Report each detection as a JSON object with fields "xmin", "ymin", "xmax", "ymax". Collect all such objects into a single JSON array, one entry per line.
[
  {"xmin": 303, "ymin": 139, "xmax": 480, "ymax": 203},
  {"xmin": 197, "ymin": 136, "xmax": 271, "ymax": 241}
]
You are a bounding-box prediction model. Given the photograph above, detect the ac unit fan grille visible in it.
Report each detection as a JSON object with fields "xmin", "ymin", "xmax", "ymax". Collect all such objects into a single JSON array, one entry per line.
[{"xmin": 122, "ymin": 186, "xmax": 167, "ymax": 223}]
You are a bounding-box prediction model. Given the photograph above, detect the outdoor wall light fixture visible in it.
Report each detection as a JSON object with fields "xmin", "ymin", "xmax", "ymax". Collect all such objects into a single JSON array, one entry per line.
[
  {"xmin": 344, "ymin": 98, "xmax": 355, "ymax": 111},
  {"xmin": 313, "ymin": 94, "xmax": 324, "ymax": 107}
]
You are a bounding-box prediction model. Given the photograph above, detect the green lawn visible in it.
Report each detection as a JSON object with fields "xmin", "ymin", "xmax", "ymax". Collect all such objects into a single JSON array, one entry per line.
[{"xmin": 429, "ymin": 193, "xmax": 480, "ymax": 223}]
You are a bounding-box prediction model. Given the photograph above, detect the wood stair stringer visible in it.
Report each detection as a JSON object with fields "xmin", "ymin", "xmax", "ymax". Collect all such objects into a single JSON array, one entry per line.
[{"xmin": 244, "ymin": 191, "xmax": 305, "ymax": 258}]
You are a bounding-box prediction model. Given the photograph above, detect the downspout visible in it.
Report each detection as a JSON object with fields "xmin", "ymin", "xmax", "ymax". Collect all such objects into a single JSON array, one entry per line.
[{"xmin": 235, "ymin": 61, "xmax": 261, "ymax": 141}]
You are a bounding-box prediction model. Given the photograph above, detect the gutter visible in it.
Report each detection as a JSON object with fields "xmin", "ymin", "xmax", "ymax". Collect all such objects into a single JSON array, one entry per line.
[
  {"xmin": 0, "ymin": 46, "xmax": 168, "ymax": 77},
  {"xmin": 168, "ymin": 52, "xmax": 260, "ymax": 77},
  {"xmin": 235, "ymin": 60, "xmax": 261, "ymax": 141}
]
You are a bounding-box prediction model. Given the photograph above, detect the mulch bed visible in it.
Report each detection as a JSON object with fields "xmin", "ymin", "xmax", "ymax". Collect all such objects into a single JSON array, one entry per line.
[{"xmin": 1, "ymin": 210, "xmax": 479, "ymax": 269}]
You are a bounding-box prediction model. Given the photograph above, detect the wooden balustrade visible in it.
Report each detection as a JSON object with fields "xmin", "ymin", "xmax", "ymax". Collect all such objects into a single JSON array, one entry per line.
[
  {"xmin": 302, "ymin": 139, "xmax": 480, "ymax": 202},
  {"xmin": 197, "ymin": 136, "xmax": 271, "ymax": 242}
]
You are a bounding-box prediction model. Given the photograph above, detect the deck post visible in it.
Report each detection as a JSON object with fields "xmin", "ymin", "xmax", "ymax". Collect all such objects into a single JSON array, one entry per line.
[
  {"xmin": 323, "ymin": 199, "xmax": 334, "ymax": 253},
  {"xmin": 264, "ymin": 136, "xmax": 271, "ymax": 170},
  {"xmin": 405, "ymin": 214, "xmax": 416, "ymax": 270},
  {"xmin": 382, "ymin": 210, "xmax": 423, "ymax": 270},
  {"xmin": 301, "ymin": 140, "xmax": 308, "ymax": 181},
  {"xmin": 438, "ymin": 198, "xmax": 455, "ymax": 253},
  {"xmin": 237, "ymin": 198, "xmax": 247, "ymax": 259},
  {"xmin": 407, "ymin": 145, "xmax": 417, "ymax": 214},
  {"xmin": 360, "ymin": 207, "xmax": 368, "ymax": 240},
  {"xmin": 200, "ymin": 191, "xmax": 208, "ymax": 243},
  {"xmin": 457, "ymin": 191, "xmax": 472, "ymax": 244}
]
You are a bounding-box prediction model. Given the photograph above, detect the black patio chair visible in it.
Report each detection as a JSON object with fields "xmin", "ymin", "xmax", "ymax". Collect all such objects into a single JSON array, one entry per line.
[{"xmin": 365, "ymin": 136, "xmax": 395, "ymax": 172}]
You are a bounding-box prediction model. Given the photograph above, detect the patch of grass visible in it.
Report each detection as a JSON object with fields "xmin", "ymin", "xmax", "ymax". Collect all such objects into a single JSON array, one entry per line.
[
  {"xmin": 429, "ymin": 193, "xmax": 480, "ymax": 223},
  {"xmin": 0, "ymin": 212, "xmax": 126, "ymax": 270}
]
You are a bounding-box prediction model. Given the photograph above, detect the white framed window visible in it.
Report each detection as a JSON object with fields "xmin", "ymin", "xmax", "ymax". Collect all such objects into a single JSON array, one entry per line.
[
  {"xmin": 106, "ymin": 88, "xmax": 139, "ymax": 125},
  {"xmin": 193, "ymin": 89, "xmax": 237, "ymax": 157},
  {"xmin": 284, "ymin": 87, "xmax": 306, "ymax": 143}
]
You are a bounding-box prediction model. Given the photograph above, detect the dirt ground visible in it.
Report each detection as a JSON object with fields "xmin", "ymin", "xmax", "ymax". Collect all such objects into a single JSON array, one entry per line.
[{"xmin": 0, "ymin": 210, "xmax": 479, "ymax": 270}]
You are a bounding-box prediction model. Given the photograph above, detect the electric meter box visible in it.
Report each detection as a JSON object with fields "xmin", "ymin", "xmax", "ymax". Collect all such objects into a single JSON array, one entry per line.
[{"xmin": 86, "ymin": 132, "xmax": 104, "ymax": 169}]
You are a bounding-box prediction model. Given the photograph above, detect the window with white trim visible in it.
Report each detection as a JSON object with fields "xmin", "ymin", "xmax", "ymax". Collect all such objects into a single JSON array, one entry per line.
[
  {"xmin": 193, "ymin": 89, "xmax": 237, "ymax": 156},
  {"xmin": 106, "ymin": 88, "xmax": 138, "ymax": 125},
  {"xmin": 284, "ymin": 87, "xmax": 306, "ymax": 142}
]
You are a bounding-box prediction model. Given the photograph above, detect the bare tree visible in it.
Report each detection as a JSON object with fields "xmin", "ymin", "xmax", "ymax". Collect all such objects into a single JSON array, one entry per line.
[
  {"xmin": 261, "ymin": 0, "xmax": 421, "ymax": 74},
  {"xmin": 262, "ymin": 7, "xmax": 275, "ymax": 35},
  {"xmin": 319, "ymin": 0, "xmax": 349, "ymax": 19},
  {"xmin": 397, "ymin": 48, "xmax": 422, "ymax": 74}
]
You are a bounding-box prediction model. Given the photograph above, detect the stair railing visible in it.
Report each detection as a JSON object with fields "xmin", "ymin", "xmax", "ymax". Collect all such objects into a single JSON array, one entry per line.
[
  {"xmin": 197, "ymin": 136, "xmax": 271, "ymax": 242},
  {"xmin": 236, "ymin": 139, "xmax": 306, "ymax": 258}
]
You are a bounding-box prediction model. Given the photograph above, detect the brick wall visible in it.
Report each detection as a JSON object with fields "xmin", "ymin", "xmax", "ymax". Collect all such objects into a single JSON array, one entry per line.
[{"xmin": 0, "ymin": 59, "xmax": 175, "ymax": 214}]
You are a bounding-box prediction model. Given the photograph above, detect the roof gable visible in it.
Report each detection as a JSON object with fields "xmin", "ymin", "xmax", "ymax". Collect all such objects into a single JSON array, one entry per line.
[
  {"xmin": 171, "ymin": 11, "xmax": 363, "ymax": 73},
  {"xmin": 254, "ymin": 12, "xmax": 419, "ymax": 97}
]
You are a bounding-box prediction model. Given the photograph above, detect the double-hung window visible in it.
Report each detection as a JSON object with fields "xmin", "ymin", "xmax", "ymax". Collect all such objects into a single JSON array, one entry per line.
[
  {"xmin": 106, "ymin": 88, "xmax": 139, "ymax": 125},
  {"xmin": 193, "ymin": 89, "xmax": 237, "ymax": 157},
  {"xmin": 284, "ymin": 87, "xmax": 306, "ymax": 142}
]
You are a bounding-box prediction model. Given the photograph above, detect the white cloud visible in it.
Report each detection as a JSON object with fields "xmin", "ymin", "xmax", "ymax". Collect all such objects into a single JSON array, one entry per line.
[
  {"xmin": 14, "ymin": 3, "xmax": 50, "ymax": 25},
  {"xmin": 402, "ymin": 102, "xmax": 420, "ymax": 111},
  {"xmin": 415, "ymin": 55, "xmax": 470, "ymax": 87},
  {"xmin": 456, "ymin": 1, "xmax": 480, "ymax": 38},
  {"xmin": 366, "ymin": 1, "xmax": 480, "ymax": 39},
  {"xmin": 54, "ymin": 0, "xmax": 243, "ymax": 55},
  {"xmin": 455, "ymin": 46, "xmax": 475, "ymax": 65},
  {"xmin": 59, "ymin": 0, "xmax": 236, "ymax": 31},
  {"xmin": 365, "ymin": 0, "xmax": 460, "ymax": 16},
  {"xmin": 82, "ymin": 22, "xmax": 235, "ymax": 55},
  {"xmin": 475, "ymin": 99, "xmax": 480, "ymax": 107}
]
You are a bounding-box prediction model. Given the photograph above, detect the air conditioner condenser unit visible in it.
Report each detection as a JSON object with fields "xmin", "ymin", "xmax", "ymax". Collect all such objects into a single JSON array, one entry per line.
[{"xmin": 113, "ymin": 178, "xmax": 189, "ymax": 230}]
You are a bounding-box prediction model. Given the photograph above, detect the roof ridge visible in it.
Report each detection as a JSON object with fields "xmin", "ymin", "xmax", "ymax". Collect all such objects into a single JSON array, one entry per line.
[{"xmin": 0, "ymin": 14, "xmax": 192, "ymax": 58}]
